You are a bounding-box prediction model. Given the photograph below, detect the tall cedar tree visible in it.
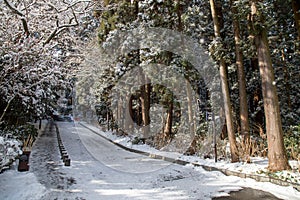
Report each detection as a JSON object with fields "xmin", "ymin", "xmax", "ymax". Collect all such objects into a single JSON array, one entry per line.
[
  {"xmin": 250, "ymin": 0, "xmax": 290, "ymax": 171},
  {"xmin": 231, "ymin": 0, "xmax": 250, "ymax": 146},
  {"xmin": 209, "ymin": 0, "xmax": 239, "ymax": 162}
]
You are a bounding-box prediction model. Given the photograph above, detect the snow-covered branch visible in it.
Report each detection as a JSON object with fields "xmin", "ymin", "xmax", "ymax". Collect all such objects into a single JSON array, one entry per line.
[
  {"xmin": 3, "ymin": 0, "xmax": 30, "ymax": 36},
  {"xmin": 43, "ymin": 10, "xmax": 79, "ymax": 46},
  {"xmin": 45, "ymin": 0, "xmax": 93, "ymax": 13},
  {"xmin": 0, "ymin": 96, "xmax": 15, "ymax": 123},
  {"xmin": 0, "ymin": 0, "xmax": 98, "ymax": 123}
]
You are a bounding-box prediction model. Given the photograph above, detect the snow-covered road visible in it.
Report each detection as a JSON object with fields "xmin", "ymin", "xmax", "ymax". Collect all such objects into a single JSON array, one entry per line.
[
  {"xmin": 74, "ymin": 124, "xmax": 170, "ymax": 173},
  {"xmin": 0, "ymin": 121, "xmax": 298, "ymax": 200},
  {"xmin": 44, "ymin": 121, "xmax": 233, "ymax": 199}
]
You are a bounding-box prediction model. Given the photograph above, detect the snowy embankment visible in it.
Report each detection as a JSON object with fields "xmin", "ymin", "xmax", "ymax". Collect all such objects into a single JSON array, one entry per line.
[
  {"xmin": 0, "ymin": 135, "xmax": 22, "ymax": 172},
  {"xmin": 0, "ymin": 169, "xmax": 47, "ymax": 200},
  {"xmin": 79, "ymin": 122, "xmax": 300, "ymax": 192},
  {"xmin": 0, "ymin": 122, "xmax": 47, "ymax": 200}
]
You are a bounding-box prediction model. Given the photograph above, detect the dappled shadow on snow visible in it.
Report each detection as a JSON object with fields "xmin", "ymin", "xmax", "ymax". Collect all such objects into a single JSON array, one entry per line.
[
  {"xmin": 30, "ymin": 122, "xmax": 74, "ymax": 189},
  {"xmin": 26, "ymin": 122, "xmax": 288, "ymax": 200},
  {"xmin": 50, "ymin": 122, "xmax": 238, "ymax": 199},
  {"xmin": 74, "ymin": 124, "xmax": 173, "ymax": 174},
  {"xmin": 2, "ymin": 122, "xmax": 292, "ymax": 200}
]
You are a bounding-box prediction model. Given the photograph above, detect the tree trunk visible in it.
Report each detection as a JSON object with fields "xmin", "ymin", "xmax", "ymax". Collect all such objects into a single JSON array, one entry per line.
[
  {"xmin": 186, "ymin": 79, "xmax": 195, "ymax": 135},
  {"xmin": 231, "ymin": 1, "xmax": 250, "ymax": 143},
  {"xmin": 163, "ymin": 101, "xmax": 173, "ymax": 138},
  {"xmin": 274, "ymin": 0, "xmax": 292, "ymax": 110},
  {"xmin": 281, "ymin": 50, "xmax": 291, "ymax": 109},
  {"xmin": 133, "ymin": 0, "xmax": 151, "ymax": 138},
  {"xmin": 107, "ymin": 110, "xmax": 110, "ymax": 131},
  {"xmin": 140, "ymin": 70, "xmax": 151, "ymax": 138},
  {"xmin": 292, "ymin": 0, "xmax": 300, "ymax": 42},
  {"xmin": 209, "ymin": 0, "xmax": 239, "ymax": 162},
  {"xmin": 117, "ymin": 98, "xmax": 123, "ymax": 132},
  {"xmin": 247, "ymin": 14, "xmax": 264, "ymax": 136},
  {"xmin": 250, "ymin": 0, "xmax": 290, "ymax": 171},
  {"xmin": 125, "ymin": 95, "xmax": 134, "ymax": 133},
  {"xmin": 185, "ymin": 78, "xmax": 197, "ymax": 154}
]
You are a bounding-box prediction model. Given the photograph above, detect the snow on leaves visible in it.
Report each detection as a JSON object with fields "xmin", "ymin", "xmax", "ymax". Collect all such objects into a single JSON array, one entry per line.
[{"xmin": 0, "ymin": 0, "xmax": 96, "ymax": 120}]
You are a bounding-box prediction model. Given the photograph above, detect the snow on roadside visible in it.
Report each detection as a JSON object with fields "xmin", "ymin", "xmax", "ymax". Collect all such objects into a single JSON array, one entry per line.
[
  {"xmin": 1, "ymin": 121, "xmax": 299, "ymax": 200},
  {"xmin": 0, "ymin": 135, "xmax": 22, "ymax": 172},
  {"xmin": 179, "ymin": 155, "xmax": 300, "ymax": 185},
  {"xmin": 79, "ymin": 121, "xmax": 300, "ymax": 199},
  {"xmin": 0, "ymin": 164, "xmax": 47, "ymax": 200},
  {"xmin": 0, "ymin": 121, "xmax": 49, "ymax": 200}
]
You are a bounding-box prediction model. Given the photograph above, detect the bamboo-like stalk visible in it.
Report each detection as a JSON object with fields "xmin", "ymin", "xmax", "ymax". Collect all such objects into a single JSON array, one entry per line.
[{"xmin": 23, "ymin": 134, "xmax": 34, "ymax": 151}]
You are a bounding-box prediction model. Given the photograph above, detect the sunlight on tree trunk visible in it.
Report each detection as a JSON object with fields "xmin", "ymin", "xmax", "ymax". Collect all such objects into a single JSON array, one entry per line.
[
  {"xmin": 231, "ymin": 0, "xmax": 250, "ymax": 159},
  {"xmin": 186, "ymin": 79, "xmax": 195, "ymax": 135},
  {"xmin": 232, "ymin": 1, "xmax": 250, "ymax": 141},
  {"xmin": 210, "ymin": 0, "xmax": 239, "ymax": 162},
  {"xmin": 163, "ymin": 101, "xmax": 173, "ymax": 139},
  {"xmin": 251, "ymin": 0, "xmax": 290, "ymax": 171}
]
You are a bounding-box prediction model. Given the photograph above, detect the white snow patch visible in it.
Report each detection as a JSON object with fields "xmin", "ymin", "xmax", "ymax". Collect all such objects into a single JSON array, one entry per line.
[{"xmin": 0, "ymin": 169, "xmax": 47, "ymax": 200}]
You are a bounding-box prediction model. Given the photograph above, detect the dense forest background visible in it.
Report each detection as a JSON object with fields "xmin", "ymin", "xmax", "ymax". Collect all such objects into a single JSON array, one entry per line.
[{"xmin": 0, "ymin": 0, "xmax": 299, "ymax": 172}]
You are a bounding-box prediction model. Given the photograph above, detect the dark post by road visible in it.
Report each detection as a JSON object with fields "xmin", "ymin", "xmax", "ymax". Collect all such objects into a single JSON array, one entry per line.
[
  {"xmin": 212, "ymin": 112, "xmax": 217, "ymax": 163},
  {"xmin": 39, "ymin": 119, "xmax": 42, "ymax": 130}
]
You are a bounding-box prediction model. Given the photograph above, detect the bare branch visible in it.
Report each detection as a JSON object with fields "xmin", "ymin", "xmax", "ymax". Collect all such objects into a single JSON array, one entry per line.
[
  {"xmin": 0, "ymin": 96, "xmax": 15, "ymax": 123},
  {"xmin": 43, "ymin": 18, "xmax": 79, "ymax": 46},
  {"xmin": 21, "ymin": 0, "xmax": 37, "ymax": 13},
  {"xmin": 4, "ymin": 0, "xmax": 30, "ymax": 36},
  {"xmin": 71, "ymin": 6, "xmax": 79, "ymax": 25},
  {"xmin": 21, "ymin": 18, "xmax": 30, "ymax": 36},
  {"xmin": 44, "ymin": 0, "xmax": 93, "ymax": 13},
  {"xmin": 3, "ymin": 0, "xmax": 24, "ymax": 16},
  {"xmin": 44, "ymin": 2, "xmax": 59, "ymax": 12},
  {"xmin": 43, "ymin": 28, "xmax": 58, "ymax": 46},
  {"xmin": 42, "ymin": 0, "xmax": 91, "ymax": 46}
]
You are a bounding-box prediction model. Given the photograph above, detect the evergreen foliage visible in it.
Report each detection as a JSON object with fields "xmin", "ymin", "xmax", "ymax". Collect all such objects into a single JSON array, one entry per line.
[{"xmin": 92, "ymin": 0, "xmax": 299, "ymax": 165}]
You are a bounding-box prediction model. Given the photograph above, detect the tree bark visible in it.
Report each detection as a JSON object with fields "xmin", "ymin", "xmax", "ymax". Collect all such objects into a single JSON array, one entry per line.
[
  {"xmin": 292, "ymin": 0, "xmax": 300, "ymax": 42},
  {"xmin": 209, "ymin": 0, "xmax": 239, "ymax": 162},
  {"xmin": 176, "ymin": 0, "xmax": 197, "ymax": 153},
  {"xmin": 117, "ymin": 98, "xmax": 123, "ymax": 132},
  {"xmin": 133, "ymin": 0, "xmax": 150, "ymax": 138},
  {"xmin": 142, "ymin": 82, "xmax": 151, "ymax": 133},
  {"xmin": 139, "ymin": 70, "xmax": 151, "ymax": 138},
  {"xmin": 177, "ymin": 0, "xmax": 198, "ymax": 152},
  {"xmin": 186, "ymin": 76, "xmax": 196, "ymax": 136},
  {"xmin": 125, "ymin": 95, "xmax": 134, "ymax": 133},
  {"xmin": 247, "ymin": 10, "xmax": 265, "ymax": 136},
  {"xmin": 231, "ymin": 1, "xmax": 250, "ymax": 143},
  {"xmin": 250, "ymin": 0, "xmax": 290, "ymax": 171},
  {"xmin": 163, "ymin": 100, "xmax": 173, "ymax": 138}
]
